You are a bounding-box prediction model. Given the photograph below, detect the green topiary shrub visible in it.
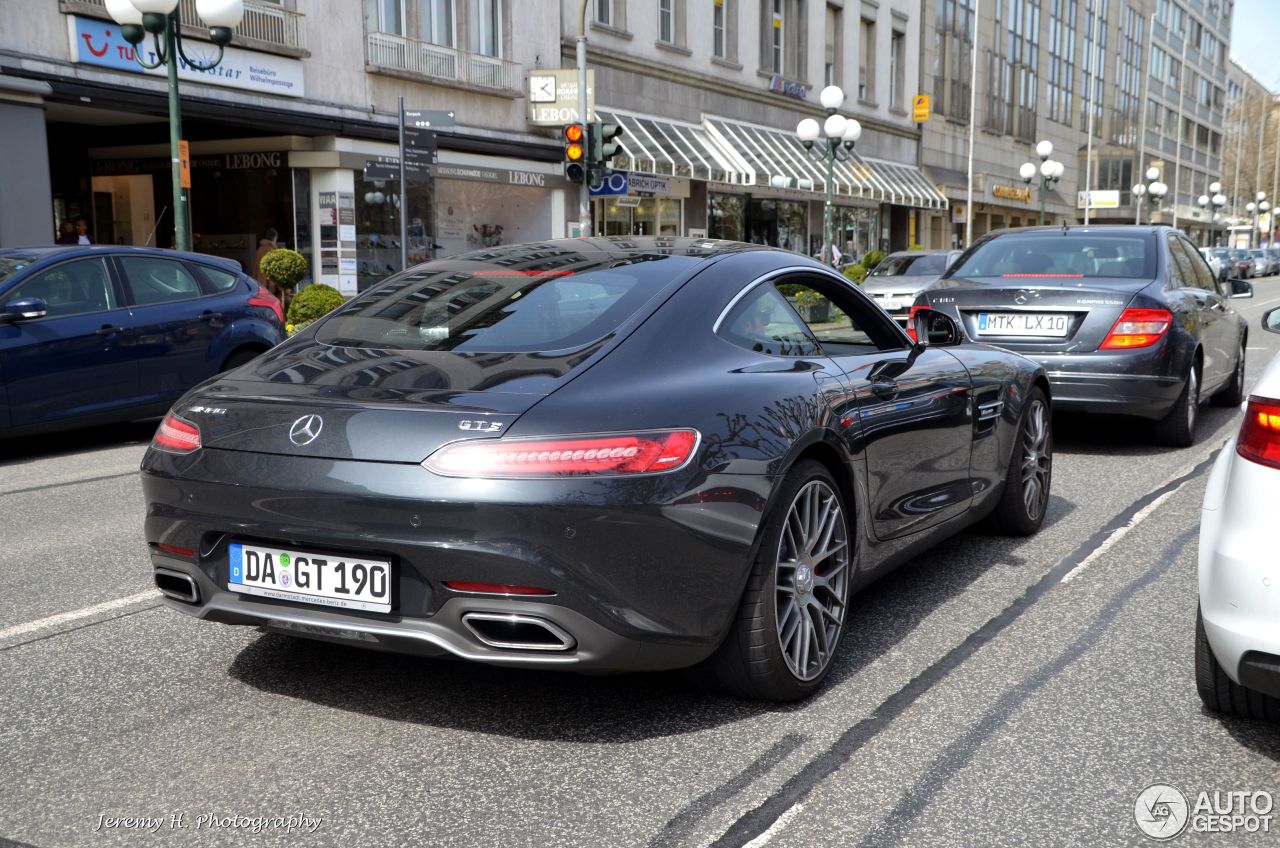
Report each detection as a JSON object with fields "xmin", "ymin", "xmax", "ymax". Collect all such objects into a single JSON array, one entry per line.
[
  {"xmin": 259, "ymin": 248, "xmax": 308, "ymax": 292},
  {"xmin": 861, "ymin": 249, "xmax": 885, "ymax": 270},
  {"xmin": 287, "ymin": 283, "xmax": 345, "ymax": 326},
  {"xmin": 908, "ymin": 243, "xmax": 926, "ymax": 251},
  {"xmin": 842, "ymin": 263, "xmax": 867, "ymax": 284}
]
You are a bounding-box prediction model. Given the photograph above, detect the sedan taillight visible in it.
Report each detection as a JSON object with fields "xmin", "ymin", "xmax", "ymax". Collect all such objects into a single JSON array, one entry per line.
[
  {"xmin": 424, "ymin": 429, "xmax": 699, "ymax": 478},
  {"xmin": 152, "ymin": 413, "xmax": 202, "ymax": 454},
  {"xmin": 1237, "ymin": 398, "xmax": 1280, "ymax": 470},
  {"xmin": 1099, "ymin": 308, "xmax": 1172, "ymax": 350}
]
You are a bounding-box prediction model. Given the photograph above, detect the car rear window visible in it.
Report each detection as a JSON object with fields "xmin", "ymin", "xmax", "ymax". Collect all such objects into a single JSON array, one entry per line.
[
  {"xmin": 872, "ymin": 253, "xmax": 949, "ymax": 277},
  {"xmin": 315, "ymin": 254, "xmax": 699, "ymax": 352},
  {"xmin": 948, "ymin": 234, "xmax": 1155, "ymax": 279}
]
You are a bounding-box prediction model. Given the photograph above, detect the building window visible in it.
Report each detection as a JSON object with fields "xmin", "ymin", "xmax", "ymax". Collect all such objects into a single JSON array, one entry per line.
[
  {"xmin": 1080, "ymin": 0, "xmax": 1107, "ymax": 129},
  {"xmin": 418, "ymin": 0, "xmax": 454, "ymax": 45},
  {"xmin": 933, "ymin": 0, "xmax": 976, "ymax": 120},
  {"xmin": 1110, "ymin": 5, "xmax": 1143, "ymax": 145},
  {"xmin": 825, "ymin": 4, "xmax": 842, "ymax": 87},
  {"xmin": 890, "ymin": 30, "xmax": 905, "ymax": 109},
  {"xmin": 772, "ymin": 0, "xmax": 784, "ymax": 73},
  {"xmin": 1046, "ymin": 0, "xmax": 1076, "ymax": 127},
  {"xmin": 859, "ymin": 17, "xmax": 876, "ymax": 101},
  {"xmin": 658, "ymin": 0, "xmax": 674, "ymax": 43},
  {"xmin": 366, "ymin": 0, "xmax": 404, "ymax": 35},
  {"xmin": 466, "ymin": 0, "xmax": 499, "ymax": 55},
  {"xmin": 595, "ymin": 0, "xmax": 612, "ymax": 26},
  {"xmin": 986, "ymin": 0, "xmax": 1039, "ymax": 140},
  {"xmin": 761, "ymin": 0, "xmax": 803, "ymax": 78},
  {"xmin": 713, "ymin": 0, "xmax": 725, "ymax": 56},
  {"xmin": 713, "ymin": 0, "xmax": 736, "ymax": 61}
]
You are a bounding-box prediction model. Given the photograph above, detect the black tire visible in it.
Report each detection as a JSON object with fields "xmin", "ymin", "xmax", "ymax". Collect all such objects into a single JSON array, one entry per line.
[
  {"xmin": 700, "ymin": 460, "xmax": 853, "ymax": 701},
  {"xmin": 219, "ymin": 349, "xmax": 262, "ymax": 374},
  {"xmin": 1153, "ymin": 361, "xmax": 1199, "ymax": 447},
  {"xmin": 1196, "ymin": 607, "xmax": 1280, "ymax": 720},
  {"xmin": 985, "ymin": 387, "xmax": 1051, "ymax": 536},
  {"xmin": 1211, "ymin": 342, "xmax": 1246, "ymax": 407}
]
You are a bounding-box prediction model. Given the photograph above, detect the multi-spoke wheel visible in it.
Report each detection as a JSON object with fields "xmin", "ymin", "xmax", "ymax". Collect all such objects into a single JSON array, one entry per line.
[
  {"xmin": 1154, "ymin": 362, "xmax": 1200, "ymax": 447},
  {"xmin": 1211, "ymin": 342, "xmax": 1246, "ymax": 407},
  {"xmin": 986, "ymin": 387, "xmax": 1052, "ymax": 536},
  {"xmin": 703, "ymin": 460, "xmax": 853, "ymax": 701}
]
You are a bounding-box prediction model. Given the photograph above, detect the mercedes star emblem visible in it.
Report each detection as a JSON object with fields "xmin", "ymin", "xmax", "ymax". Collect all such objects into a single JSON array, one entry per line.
[{"xmin": 288, "ymin": 414, "xmax": 324, "ymax": 446}]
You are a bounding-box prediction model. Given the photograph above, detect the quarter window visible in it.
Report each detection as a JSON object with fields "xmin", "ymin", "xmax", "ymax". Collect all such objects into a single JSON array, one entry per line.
[
  {"xmin": 119, "ymin": 257, "xmax": 204, "ymax": 306},
  {"xmin": 198, "ymin": 265, "xmax": 242, "ymax": 292},
  {"xmin": 719, "ymin": 285, "xmax": 819, "ymax": 357},
  {"xmin": 5, "ymin": 258, "xmax": 115, "ymax": 319}
]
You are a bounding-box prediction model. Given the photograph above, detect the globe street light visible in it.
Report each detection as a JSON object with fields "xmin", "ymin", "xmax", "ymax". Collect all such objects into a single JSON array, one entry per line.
[
  {"xmin": 1134, "ymin": 168, "xmax": 1167, "ymax": 225},
  {"xmin": 795, "ymin": 85, "xmax": 862, "ymax": 265},
  {"xmin": 105, "ymin": 0, "xmax": 245, "ymax": 253},
  {"xmin": 1021, "ymin": 141, "xmax": 1062, "ymax": 226}
]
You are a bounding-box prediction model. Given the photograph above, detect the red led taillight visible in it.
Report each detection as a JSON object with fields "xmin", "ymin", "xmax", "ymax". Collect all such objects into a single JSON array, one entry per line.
[
  {"xmin": 905, "ymin": 305, "xmax": 927, "ymax": 342},
  {"xmin": 152, "ymin": 413, "xmax": 202, "ymax": 454},
  {"xmin": 1100, "ymin": 308, "xmax": 1172, "ymax": 349},
  {"xmin": 151, "ymin": 542, "xmax": 196, "ymax": 558},
  {"xmin": 1237, "ymin": 398, "xmax": 1280, "ymax": 470},
  {"xmin": 424, "ymin": 429, "xmax": 699, "ymax": 478},
  {"xmin": 443, "ymin": 582, "xmax": 555, "ymax": 596},
  {"xmin": 248, "ymin": 285, "xmax": 285, "ymax": 324}
]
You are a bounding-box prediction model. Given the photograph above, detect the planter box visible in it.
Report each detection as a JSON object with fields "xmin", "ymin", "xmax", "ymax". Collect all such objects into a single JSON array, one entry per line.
[{"xmin": 789, "ymin": 299, "xmax": 831, "ymax": 323}]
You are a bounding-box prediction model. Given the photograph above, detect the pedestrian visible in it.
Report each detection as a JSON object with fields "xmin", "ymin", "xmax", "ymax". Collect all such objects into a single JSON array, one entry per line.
[
  {"xmin": 71, "ymin": 216, "xmax": 93, "ymax": 245},
  {"xmin": 253, "ymin": 227, "xmax": 278, "ymax": 293},
  {"xmin": 55, "ymin": 221, "xmax": 76, "ymax": 244}
]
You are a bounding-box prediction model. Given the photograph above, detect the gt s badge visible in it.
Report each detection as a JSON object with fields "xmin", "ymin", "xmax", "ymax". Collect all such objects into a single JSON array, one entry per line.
[{"xmin": 458, "ymin": 420, "xmax": 504, "ymax": 432}]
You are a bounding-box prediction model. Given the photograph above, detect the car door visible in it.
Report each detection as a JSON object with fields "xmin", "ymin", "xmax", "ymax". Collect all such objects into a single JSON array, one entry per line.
[
  {"xmin": 115, "ymin": 254, "xmax": 221, "ymax": 406},
  {"xmin": 0, "ymin": 256, "xmax": 140, "ymax": 427},
  {"xmin": 779, "ymin": 273, "xmax": 974, "ymax": 540},
  {"xmin": 1169, "ymin": 236, "xmax": 1232, "ymax": 387}
]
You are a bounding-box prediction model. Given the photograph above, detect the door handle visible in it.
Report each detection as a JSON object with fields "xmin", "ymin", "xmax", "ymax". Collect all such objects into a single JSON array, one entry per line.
[
  {"xmin": 199, "ymin": 311, "xmax": 224, "ymax": 322},
  {"xmin": 96, "ymin": 325, "xmax": 125, "ymax": 335},
  {"xmin": 870, "ymin": 380, "xmax": 899, "ymax": 400}
]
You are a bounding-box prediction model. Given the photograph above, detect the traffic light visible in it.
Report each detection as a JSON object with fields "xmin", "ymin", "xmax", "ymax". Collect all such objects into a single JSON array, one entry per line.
[
  {"xmin": 596, "ymin": 122, "xmax": 624, "ymax": 166},
  {"xmin": 563, "ymin": 124, "xmax": 586, "ymax": 183}
]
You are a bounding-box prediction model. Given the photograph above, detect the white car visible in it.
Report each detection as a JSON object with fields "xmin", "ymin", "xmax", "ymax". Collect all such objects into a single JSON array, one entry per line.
[
  {"xmin": 1198, "ymin": 305, "xmax": 1280, "ymax": 718},
  {"xmin": 1199, "ymin": 248, "xmax": 1224, "ymax": 282}
]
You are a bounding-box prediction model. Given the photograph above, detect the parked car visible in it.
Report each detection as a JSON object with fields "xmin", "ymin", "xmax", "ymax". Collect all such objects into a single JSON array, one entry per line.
[
  {"xmin": 1200, "ymin": 247, "xmax": 1227, "ymax": 283},
  {"xmin": 1268, "ymin": 246, "xmax": 1280, "ymax": 276},
  {"xmin": 1249, "ymin": 249, "xmax": 1270, "ymax": 278},
  {"xmin": 1229, "ymin": 249, "xmax": 1255, "ymax": 278},
  {"xmin": 913, "ymin": 225, "xmax": 1251, "ymax": 446},
  {"xmin": 1197, "ymin": 305, "xmax": 1280, "ymax": 720},
  {"xmin": 141, "ymin": 237, "xmax": 1051, "ymax": 702},
  {"xmin": 863, "ymin": 249, "xmax": 962, "ymax": 326},
  {"xmin": 0, "ymin": 246, "xmax": 285, "ymax": 437}
]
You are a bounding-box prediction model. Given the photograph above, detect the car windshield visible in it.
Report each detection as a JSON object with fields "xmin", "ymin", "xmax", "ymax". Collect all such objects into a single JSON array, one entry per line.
[
  {"xmin": 1210, "ymin": 249, "xmax": 1229, "ymax": 258},
  {"xmin": 1251, "ymin": 250, "xmax": 1266, "ymax": 257},
  {"xmin": 947, "ymin": 234, "xmax": 1156, "ymax": 279},
  {"xmin": 870, "ymin": 253, "xmax": 950, "ymax": 277},
  {"xmin": 315, "ymin": 253, "xmax": 698, "ymax": 352},
  {"xmin": 0, "ymin": 256, "xmax": 36, "ymax": 289}
]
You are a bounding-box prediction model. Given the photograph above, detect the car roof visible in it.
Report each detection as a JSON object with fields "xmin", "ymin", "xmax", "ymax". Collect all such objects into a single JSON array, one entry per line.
[
  {"xmin": 882, "ymin": 249, "xmax": 955, "ymax": 257},
  {"xmin": 439, "ymin": 236, "xmax": 773, "ymax": 261},
  {"xmin": 0, "ymin": 245, "xmax": 244, "ymax": 274}
]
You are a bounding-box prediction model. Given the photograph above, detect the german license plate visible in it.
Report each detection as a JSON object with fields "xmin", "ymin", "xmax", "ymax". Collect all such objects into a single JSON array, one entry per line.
[
  {"xmin": 228, "ymin": 542, "xmax": 391, "ymax": 613},
  {"xmin": 879, "ymin": 298, "xmax": 905, "ymax": 311},
  {"xmin": 976, "ymin": 312, "xmax": 1071, "ymax": 337}
]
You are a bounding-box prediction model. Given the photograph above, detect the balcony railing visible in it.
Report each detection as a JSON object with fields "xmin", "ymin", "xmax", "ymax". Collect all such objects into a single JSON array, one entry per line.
[
  {"xmin": 60, "ymin": 0, "xmax": 307, "ymax": 56},
  {"xmin": 366, "ymin": 31, "xmax": 520, "ymax": 93}
]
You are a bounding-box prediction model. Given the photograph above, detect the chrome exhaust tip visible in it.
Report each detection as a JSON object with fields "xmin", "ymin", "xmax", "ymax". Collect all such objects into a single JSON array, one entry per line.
[
  {"xmin": 154, "ymin": 568, "xmax": 200, "ymax": 604},
  {"xmin": 461, "ymin": 612, "xmax": 576, "ymax": 652}
]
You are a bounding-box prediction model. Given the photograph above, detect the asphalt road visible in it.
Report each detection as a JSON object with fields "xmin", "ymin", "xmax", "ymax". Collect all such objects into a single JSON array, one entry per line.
[{"xmin": 3, "ymin": 281, "xmax": 1280, "ymax": 848}]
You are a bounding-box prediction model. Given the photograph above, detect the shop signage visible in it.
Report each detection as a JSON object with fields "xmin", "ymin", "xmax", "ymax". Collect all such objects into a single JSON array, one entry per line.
[
  {"xmin": 428, "ymin": 164, "xmax": 558, "ymax": 187},
  {"xmin": 90, "ymin": 152, "xmax": 285, "ymax": 176},
  {"xmin": 590, "ymin": 171, "xmax": 629, "ymax": 197},
  {"xmin": 629, "ymin": 174, "xmax": 671, "ymax": 196},
  {"xmin": 70, "ymin": 16, "xmax": 305, "ymax": 98},
  {"xmin": 912, "ymin": 95, "xmax": 930, "ymax": 122},
  {"xmin": 992, "ymin": 184, "xmax": 1033, "ymax": 202},
  {"xmin": 527, "ymin": 69, "xmax": 595, "ymax": 126},
  {"xmin": 1077, "ymin": 190, "xmax": 1121, "ymax": 209},
  {"xmin": 178, "ymin": 140, "xmax": 191, "ymax": 189},
  {"xmin": 768, "ymin": 75, "xmax": 807, "ymax": 100},
  {"xmin": 403, "ymin": 109, "xmax": 455, "ymax": 129}
]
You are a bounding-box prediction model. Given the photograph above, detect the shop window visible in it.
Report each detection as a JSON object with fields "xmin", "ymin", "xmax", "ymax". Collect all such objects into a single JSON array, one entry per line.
[
  {"xmin": 119, "ymin": 257, "xmax": 203, "ymax": 306},
  {"xmin": 8, "ymin": 259, "xmax": 115, "ymax": 319},
  {"xmin": 435, "ymin": 179, "xmax": 555, "ymax": 258}
]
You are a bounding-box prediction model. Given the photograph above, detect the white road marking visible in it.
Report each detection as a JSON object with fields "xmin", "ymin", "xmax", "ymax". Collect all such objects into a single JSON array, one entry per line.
[
  {"xmin": 0, "ymin": 590, "xmax": 159, "ymax": 641},
  {"xmin": 742, "ymin": 803, "xmax": 805, "ymax": 848},
  {"xmin": 1060, "ymin": 487, "xmax": 1182, "ymax": 583}
]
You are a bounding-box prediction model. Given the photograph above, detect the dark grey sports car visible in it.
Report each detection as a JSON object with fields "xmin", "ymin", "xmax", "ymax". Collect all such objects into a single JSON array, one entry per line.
[
  {"xmin": 914, "ymin": 225, "xmax": 1251, "ymax": 446},
  {"xmin": 142, "ymin": 237, "xmax": 1051, "ymax": 701}
]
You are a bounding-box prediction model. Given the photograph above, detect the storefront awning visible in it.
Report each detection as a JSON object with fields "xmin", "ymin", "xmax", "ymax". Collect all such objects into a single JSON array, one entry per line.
[
  {"xmin": 702, "ymin": 116, "xmax": 947, "ymax": 210},
  {"xmin": 594, "ymin": 108, "xmax": 748, "ymax": 184}
]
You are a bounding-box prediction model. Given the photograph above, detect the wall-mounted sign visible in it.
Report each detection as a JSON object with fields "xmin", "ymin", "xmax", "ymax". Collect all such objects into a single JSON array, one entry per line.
[
  {"xmin": 428, "ymin": 164, "xmax": 562, "ymax": 187},
  {"xmin": 768, "ymin": 75, "xmax": 807, "ymax": 100},
  {"xmin": 90, "ymin": 152, "xmax": 285, "ymax": 176},
  {"xmin": 527, "ymin": 69, "xmax": 595, "ymax": 126},
  {"xmin": 1077, "ymin": 189, "xmax": 1120, "ymax": 209},
  {"xmin": 628, "ymin": 174, "xmax": 671, "ymax": 196},
  {"xmin": 992, "ymin": 184, "xmax": 1033, "ymax": 202},
  {"xmin": 70, "ymin": 16, "xmax": 304, "ymax": 97},
  {"xmin": 590, "ymin": 171, "xmax": 629, "ymax": 197},
  {"xmin": 912, "ymin": 94, "xmax": 930, "ymax": 122}
]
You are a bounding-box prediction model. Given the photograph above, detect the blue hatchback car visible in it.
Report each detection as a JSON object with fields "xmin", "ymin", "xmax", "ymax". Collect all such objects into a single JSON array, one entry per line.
[{"xmin": 0, "ymin": 246, "xmax": 286, "ymax": 437}]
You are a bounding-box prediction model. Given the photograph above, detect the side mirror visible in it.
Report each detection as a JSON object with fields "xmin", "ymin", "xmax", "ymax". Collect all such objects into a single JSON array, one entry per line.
[
  {"xmin": 1264, "ymin": 306, "xmax": 1280, "ymax": 335},
  {"xmin": 911, "ymin": 307, "xmax": 963, "ymax": 348},
  {"xmin": 0, "ymin": 297, "xmax": 48, "ymax": 324},
  {"xmin": 1229, "ymin": 278, "xmax": 1254, "ymax": 298}
]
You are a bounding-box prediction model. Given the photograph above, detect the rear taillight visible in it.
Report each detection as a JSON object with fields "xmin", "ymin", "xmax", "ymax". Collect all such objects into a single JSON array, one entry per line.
[
  {"xmin": 248, "ymin": 285, "xmax": 285, "ymax": 324},
  {"xmin": 150, "ymin": 542, "xmax": 196, "ymax": 558},
  {"xmin": 905, "ymin": 305, "xmax": 926, "ymax": 342},
  {"xmin": 152, "ymin": 413, "xmax": 202, "ymax": 454},
  {"xmin": 424, "ymin": 429, "xmax": 699, "ymax": 478},
  {"xmin": 442, "ymin": 581, "xmax": 555, "ymax": 596},
  {"xmin": 1099, "ymin": 308, "xmax": 1172, "ymax": 350},
  {"xmin": 1237, "ymin": 398, "xmax": 1280, "ymax": 470}
]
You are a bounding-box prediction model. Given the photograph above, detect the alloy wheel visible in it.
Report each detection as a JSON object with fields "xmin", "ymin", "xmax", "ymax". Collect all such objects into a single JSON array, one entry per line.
[
  {"xmin": 1186, "ymin": 368, "xmax": 1199, "ymax": 430},
  {"xmin": 1020, "ymin": 398, "xmax": 1051, "ymax": 521},
  {"xmin": 774, "ymin": 480, "xmax": 850, "ymax": 681}
]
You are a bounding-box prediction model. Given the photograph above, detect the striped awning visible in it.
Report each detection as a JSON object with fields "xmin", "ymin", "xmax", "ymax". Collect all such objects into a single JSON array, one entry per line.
[{"xmin": 594, "ymin": 108, "xmax": 747, "ymax": 184}]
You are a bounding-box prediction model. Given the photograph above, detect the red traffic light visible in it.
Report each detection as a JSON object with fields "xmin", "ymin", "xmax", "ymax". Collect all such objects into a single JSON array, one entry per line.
[{"xmin": 564, "ymin": 124, "xmax": 584, "ymax": 143}]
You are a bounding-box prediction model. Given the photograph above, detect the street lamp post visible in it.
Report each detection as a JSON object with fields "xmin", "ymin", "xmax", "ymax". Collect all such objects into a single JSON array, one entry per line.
[
  {"xmin": 1019, "ymin": 140, "xmax": 1063, "ymax": 226},
  {"xmin": 1208, "ymin": 181, "xmax": 1226, "ymax": 245},
  {"xmin": 796, "ymin": 86, "xmax": 862, "ymax": 265},
  {"xmin": 1132, "ymin": 167, "xmax": 1166, "ymax": 226},
  {"xmin": 105, "ymin": 0, "xmax": 245, "ymax": 253}
]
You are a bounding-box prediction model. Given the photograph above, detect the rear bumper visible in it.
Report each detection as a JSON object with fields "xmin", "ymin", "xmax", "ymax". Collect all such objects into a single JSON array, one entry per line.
[
  {"xmin": 1024, "ymin": 350, "xmax": 1183, "ymax": 419},
  {"xmin": 141, "ymin": 447, "xmax": 769, "ymax": 672}
]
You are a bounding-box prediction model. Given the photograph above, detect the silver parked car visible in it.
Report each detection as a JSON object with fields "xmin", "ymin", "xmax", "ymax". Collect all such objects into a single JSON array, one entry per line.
[{"xmin": 863, "ymin": 249, "xmax": 961, "ymax": 325}]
